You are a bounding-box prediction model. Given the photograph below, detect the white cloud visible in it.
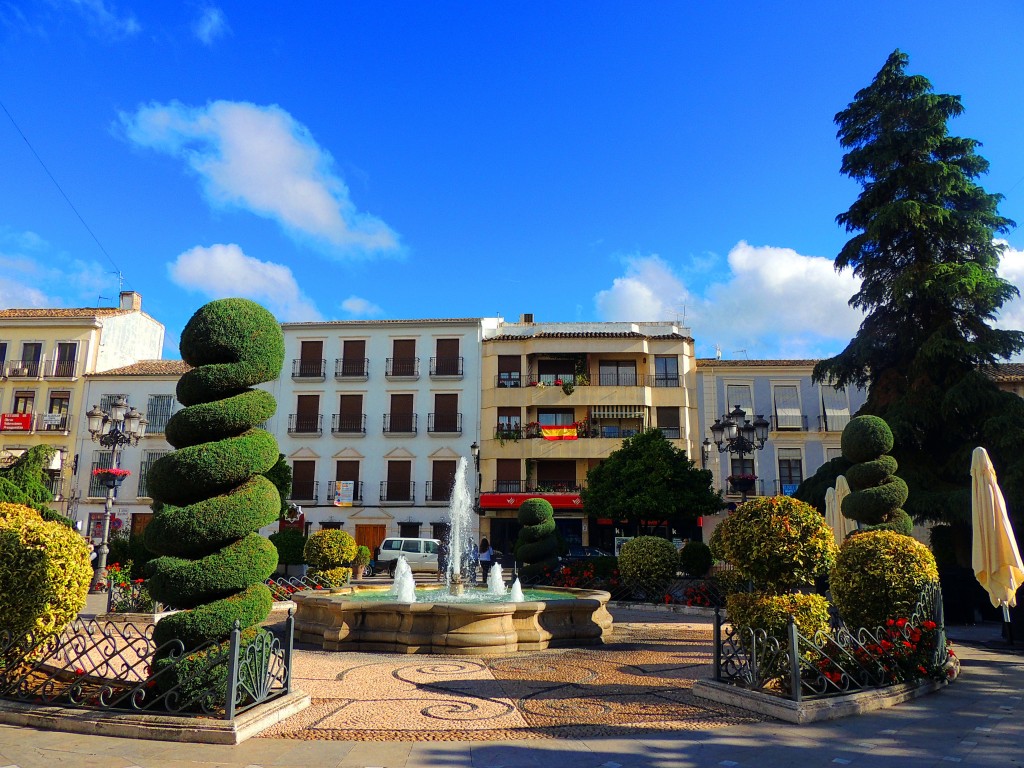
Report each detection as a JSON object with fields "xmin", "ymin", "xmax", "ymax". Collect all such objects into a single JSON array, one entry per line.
[
  {"xmin": 66, "ymin": 0, "xmax": 140, "ymax": 38},
  {"xmin": 0, "ymin": 228, "xmax": 110, "ymax": 308},
  {"xmin": 193, "ymin": 6, "xmax": 227, "ymax": 45},
  {"xmin": 594, "ymin": 242, "xmax": 863, "ymax": 359},
  {"xmin": 996, "ymin": 241, "xmax": 1024, "ymax": 361},
  {"xmin": 121, "ymin": 100, "xmax": 400, "ymax": 257},
  {"xmin": 168, "ymin": 243, "xmax": 321, "ymax": 322},
  {"xmin": 340, "ymin": 295, "xmax": 383, "ymax": 317}
]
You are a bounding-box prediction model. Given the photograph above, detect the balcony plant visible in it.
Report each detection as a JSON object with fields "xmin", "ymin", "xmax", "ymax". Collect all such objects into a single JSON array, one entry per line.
[
  {"xmin": 726, "ymin": 472, "xmax": 757, "ymax": 493},
  {"xmin": 92, "ymin": 467, "xmax": 131, "ymax": 488},
  {"xmin": 496, "ymin": 423, "xmax": 523, "ymax": 446}
]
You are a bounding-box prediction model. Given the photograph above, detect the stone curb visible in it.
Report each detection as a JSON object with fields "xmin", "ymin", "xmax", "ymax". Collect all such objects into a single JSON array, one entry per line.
[
  {"xmin": 0, "ymin": 690, "xmax": 311, "ymax": 745},
  {"xmin": 692, "ymin": 678, "xmax": 945, "ymax": 724}
]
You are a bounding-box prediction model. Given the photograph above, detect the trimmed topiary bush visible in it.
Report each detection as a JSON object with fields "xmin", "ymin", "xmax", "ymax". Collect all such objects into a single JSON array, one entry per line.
[
  {"xmin": 839, "ymin": 415, "xmax": 913, "ymax": 535},
  {"xmin": 144, "ymin": 298, "xmax": 284, "ymax": 696},
  {"xmin": 312, "ymin": 566, "xmax": 353, "ymax": 587},
  {"xmin": 268, "ymin": 528, "xmax": 307, "ymax": 569},
  {"xmin": 618, "ymin": 535, "xmax": 679, "ymax": 598},
  {"xmin": 679, "ymin": 540, "xmax": 713, "ymax": 577},
  {"xmin": 353, "ymin": 545, "xmax": 372, "ymax": 569},
  {"xmin": 712, "ymin": 496, "xmax": 837, "ymax": 593},
  {"xmin": 726, "ymin": 591, "xmax": 831, "ymax": 639},
  {"xmin": 830, "ymin": 530, "xmax": 939, "ymax": 630},
  {"xmin": 515, "ymin": 498, "xmax": 560, "ymax": 573},
  {"xmin": 303, "ymin": 529, "xmax": 357, "ymax": 571},
  {"xmin": 0, "ymin": 502, "xmax": 91, "ymax": 643}
]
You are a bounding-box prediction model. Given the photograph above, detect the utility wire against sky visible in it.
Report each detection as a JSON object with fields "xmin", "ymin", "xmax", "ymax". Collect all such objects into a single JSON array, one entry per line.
[{"xmin": 0, "ymin": 98, "xmax": 124, "ymax": 288}]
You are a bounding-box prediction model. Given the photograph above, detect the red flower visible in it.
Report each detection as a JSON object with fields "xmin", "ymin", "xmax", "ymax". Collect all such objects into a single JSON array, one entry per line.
[
  {"xmin": 75, "ymin": 668, "xmax": 85, "ymax": 675},
  {"xmin": 895, "ymin": 617, "xmax": 909, "ymax": 628},
  {"xmin": 922, "ymin": 620, "xmax": 937, "ymax": 630}
]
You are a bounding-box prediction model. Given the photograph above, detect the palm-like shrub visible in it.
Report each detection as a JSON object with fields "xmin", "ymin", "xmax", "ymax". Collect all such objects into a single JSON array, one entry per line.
[
  {"xmin": 0, "ymin": 503, "xmax": 91, "ymax": 643},
  {"xmin": 831, "ymin": 530, "xmax": 939, "ymax": 630},
  {"xmin": 618, "ymin": 536, "xmax": 678, "ymax": 598},
  {"xmin": 144, "ymin": 298, "xmax": 284, "ymax": 679},
  {"xmin": 839, "ymin": 415, "xmax": 913, "ymax": 535}
]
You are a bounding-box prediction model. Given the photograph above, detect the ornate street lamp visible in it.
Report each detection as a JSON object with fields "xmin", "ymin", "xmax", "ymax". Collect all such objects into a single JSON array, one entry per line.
[
  {"xmin": 708, "ymin": 405, "xmax": 769, "ymax": 502},
  {"xmin": 87, "ymin": 396, "xmax": 147, "ymax": 589}
]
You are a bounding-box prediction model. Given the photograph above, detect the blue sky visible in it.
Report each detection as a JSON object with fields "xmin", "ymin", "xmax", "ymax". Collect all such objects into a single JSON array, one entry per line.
[{"xmin": 2, "ymin": 1, "xmax": 1023, "ymax": 360}]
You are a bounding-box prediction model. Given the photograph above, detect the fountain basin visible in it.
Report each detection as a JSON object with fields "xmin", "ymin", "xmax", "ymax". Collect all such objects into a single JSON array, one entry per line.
[{"xmin": 293, "ymin": 585, "xmax": 613, "ymax": 656}]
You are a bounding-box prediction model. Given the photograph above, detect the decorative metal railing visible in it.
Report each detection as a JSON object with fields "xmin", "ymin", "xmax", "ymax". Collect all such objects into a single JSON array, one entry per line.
[
  {"xmin": 713, "ymin": 581, "xmax": 947, "ymax": 702},
  {"xmin": 265, "ymin": 574, "xmax": 333, "ymax": 601},
  {"xmin": 0, "ymin": 613, "xmax": 293, "ymax": 719},
  {"xmin": 106, "ymin": 580, "xmax": 159, "ymax": 614}
]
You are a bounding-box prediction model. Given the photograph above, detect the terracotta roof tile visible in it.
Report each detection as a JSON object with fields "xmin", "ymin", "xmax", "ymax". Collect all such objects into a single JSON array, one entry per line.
[
  {"xmin": 696, "ymin": 358, "xmax": 820, "ymax": 368},
  {"xmin": 90, "ymin": 360, "xmax": 192, "ymax": 377},
  {"xmin": 486, "ymin": 331, "xmax": 692, "ymax": 341},
  {"xmin": 989, "ymin": 362, "xmax": 1024, "ymax": 382},
  {"xmin": 0, "ymin": 307, "xmax": 131, "ymax": 319}
]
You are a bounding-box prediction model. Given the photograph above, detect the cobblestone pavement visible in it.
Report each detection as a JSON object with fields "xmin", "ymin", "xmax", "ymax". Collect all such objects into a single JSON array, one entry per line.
[{"xmin": 262, "ymin": 611, "xmax": 758, "ymax": 741}]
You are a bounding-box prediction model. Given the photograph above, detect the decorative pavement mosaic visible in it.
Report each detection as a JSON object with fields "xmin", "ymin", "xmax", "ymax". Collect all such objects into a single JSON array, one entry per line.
[{"xmin": 261, "ymin": 611, "xmax": 761, "ymax": 741}]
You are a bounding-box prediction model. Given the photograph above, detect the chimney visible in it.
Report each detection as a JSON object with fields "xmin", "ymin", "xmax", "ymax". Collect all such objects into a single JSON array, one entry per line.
[
  {"xmin": 519, "ymin": 313, "xmax": 534, "ymax": 323},
  {"xmin": 119, "ymin": 291, "xmax": 142, "ymax": 311}
]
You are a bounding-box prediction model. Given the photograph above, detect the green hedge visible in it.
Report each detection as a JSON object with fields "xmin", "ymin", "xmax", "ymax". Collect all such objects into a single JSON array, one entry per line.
[
  {"xmin": 153, "ymin": 582, "xmax": 273, "ymax": 648},
  {"xmin": 618, "ymin": 536, "xmax": 678, "ymax": 597},
  {"xmin": 841, "ymin": 415, "xmax": 894, "ymax": 463},
  {"xmin": 309, "ymin": 566, "xmax": 352, "ymax": 587},
  {"xmin": 679, "ymin": 540, "xmax": 713, "ymax": 577},
  {"xmin": 269, "ymin": 528, "xmax": 307, "ymax": 566},
  {"xmin": 515, "ymin": 498, "xmax": 560, "ymax": 566},
  {"xmin": 726, "ymin": 591, "xmax": 831, "ymax": 639},
  {"xmin": 165, "ymin": 389, "xmax": 277, "ymax": 449},
  {"xmin": 303, "ymin": 529, "xmax": 357, "ymax": 570}
]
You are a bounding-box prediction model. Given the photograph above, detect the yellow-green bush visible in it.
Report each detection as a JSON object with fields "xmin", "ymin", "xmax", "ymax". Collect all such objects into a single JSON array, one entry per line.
[
  {"xmin": 830, "ymin": 530, "xmax": 939, "ymax": 630},
  {"xmin": 0, "ymin": 502, "xmax": 91, "ymax": 641},
  {"xmin": 618, "ymin": 536, "xmax": 679, "ymax": 597},
  {"xmin": 726, "ymin": 591, "xmax": 831, "ymax": 640},
  {"xmin": 303, "ymin": 529, "xmax": 357, "ymax": 570},
  {"xmin": 713, "ymin": 496, "xmax": 837, "ymax": 593},
  {"xmin": 309, "ymin": 567, "xmax": 352, "ymax": 587}
]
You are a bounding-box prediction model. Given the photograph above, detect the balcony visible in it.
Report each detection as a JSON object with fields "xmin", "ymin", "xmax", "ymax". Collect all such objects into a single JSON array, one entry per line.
[
  {"xmin": 495, "ymin": 373, "xmax": 522, "ymax": 388},
  {"xmin": 44, "ymin": 474, "xmax": 64, "ymax": 500},
  {"xmin": 379, "ymin": 480, "xmax": 415, "ymax": 503},
  {"xmin": 383, "ymin": 413, "xmax": 417, "ymax": 435},
  {"xmin": 327, "ymin": 480, "xmax": 363, "ymax": 504},
  {"xmin": 292, "ymin": 358, "xmax": 326, "ymax": 380},
  {"xmin": 385, "ymin": 357, "xmax": 419, "ymax": 379},
  {"xmin": 722, "ymin": 479, "xmax": 767, "ymax": 498},
  {"xmin": 658, "ymin": 426, "xmax": 681, "ymax": 439},
  {"xmin": 331, "ymin": 413, "xmax": 367, "ymax": 435},
  {"xmin": 491, "ymin": 480, "xmax": 584, "ymax": 494},
  {"xmin": 288, "ymin": 480, "xmax": 319, "ymax": 502},
  {"xmin": 36, "ymin": 413, "xmax": 71, "ymax": 433},
  {"xmin": 335, "ymin": 358, "xmax": 369, "ymax": 380},
  {"xmin": 425, "ymin": 481, "xmax": 452, "ymax": 504},
  {"xmin": 430, "ymin": 356, "xmax": 463, "ymax": 378},
  {"xmin": 288, "ymin": 414, "xmax": 323, "ymax": 436},
  {"xmin": 771, "ymin": 414, "xmax": 809, "ymax": 431},
  {"xmin": 819, "ymin": 414, "xmax": 851, "ymax": 432},
  {"xmin": 427, "ymin": 412, "xmax": 462, "ymax": 434},
  {"xmin": 6, "ymin": 360, "xmax": 42, "ymax": 379},
  {"xmin": 47, "ymin": 359, "xmax": 79, "ymax": 378}
]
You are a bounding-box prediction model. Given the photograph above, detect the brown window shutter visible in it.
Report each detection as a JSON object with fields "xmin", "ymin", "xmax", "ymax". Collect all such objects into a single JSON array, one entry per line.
[
  {"xmin": 336, "ymin": 460, "xmax": 359, "ymax": 482},
  {"xmin": 497, "ymin": 355, "xmax": 520, "ymax": 374},
  {"xmin": 433, "ymin": 393, "xmax": 458, "ymax": 432},
  {"xmin": 392, "ymin": 339, "xmax": 416, "ymax": 376},
  {"xmin": 656, "ymin": 406, "xmax": 680, "ymax": 428},
  {"xmin": 297, "ymin": 394, "xmax": 320, "ymax": 417},
  {"xmin": 340, "ymin": 394, "xmax": 362, "ymax": 417},
  {"xmin": 343, "ymin": 339, "xmax": 365, "ymax": 358},
  {"xmin": 300, "ymin": 340, "xmax": 323, "ymax": 360},
  {"xmin": 431, "ymin": 460, "xmax": 457, "ymax": 500},
  {"xmin": 436, "ymin": 338, "xmax": 459, "ymax": 357},
  {"xmin": 390, "ymin": 393, "xmax": 414, "ymax": 432},
  {"xmin": 496, "ymin": 459, "xmax": 522, "ymax": 492},
  {"xmin": 292, "ymin": 459, "xmax": 316, "ymax": 498},
  {"xmin": 386, "ymin": 460, "xmax": 412, "ymax": 501}
]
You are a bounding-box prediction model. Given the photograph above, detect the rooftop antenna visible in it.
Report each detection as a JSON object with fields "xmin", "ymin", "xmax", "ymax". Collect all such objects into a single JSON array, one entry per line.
[
  {"xmin": 97, "ymin": 295, "xmax": 111, "ymax": 307},
  {"xmin": 715, "ymin": 344, "xmax": 722, "ymax": 361},
  {"xmin": 114, "ymin": 271, "xmax": 124, "ymax": 291},
  {"xmin": 732, "ymin": 349, "xmax": 749, "ymax": 360},
  {"xmin": 671, "ymin": 303, "xmax": 686, "ymax": 326}
]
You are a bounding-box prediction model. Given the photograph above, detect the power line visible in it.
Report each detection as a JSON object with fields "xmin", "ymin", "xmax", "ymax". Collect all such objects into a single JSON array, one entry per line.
[{"xmin": 0, "ymin": 99, "xmax": 122, "ymax": 277}]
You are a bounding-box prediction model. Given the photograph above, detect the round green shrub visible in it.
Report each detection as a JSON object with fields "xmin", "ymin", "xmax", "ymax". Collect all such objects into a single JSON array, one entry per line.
[
  {"xmin": 830, "ymin": 530, "xmax": 939, "ymax": 630},
  {"xmin": 709, "ymin": 568, "xmax": 749, "ymax": 598},
  {"xmin": 0, "ymin": 502, "xmax": 91, "ymax": 642},
  {"xmin": 726, "ymin": 591, "xmax": 831, "ymax": 639},
  {"xmin": 268, "ymin": 528, "xmax": 307, "ymax": 566},
  {"xmin": 713, "ymin": 496, "xmax": 837, "ymax": 593},
  {"xmin": 353, "ymin": 545, "xmax": 372, "ymax": 568},
  {"xmin": 707, "ymin": 517, "xmax": 733, "ymax": 563},
  {"xmin": 309, "ymin": 567, "xmax": 352, "ymax": 587},
  {"xmin": 618, "ymin": 536, "xmax": 679, "ymax": 598},
  {"xmin": 515, "ymin": 498, "xmax": 560, "ymax": 567},
  {"xmin": 304, "ymin": 529, "xmax": 358, "ymax": 570},
  {"xmin": 841, "ymin": 415, "xmax": 894, "ymax": 463},
  {"xmin": 679, "ymin": 540, "xmax": 713, "ymax": 577},
  {"xmin": 165, "ymin": 389, "xmax": 277, "ymax": 449}
]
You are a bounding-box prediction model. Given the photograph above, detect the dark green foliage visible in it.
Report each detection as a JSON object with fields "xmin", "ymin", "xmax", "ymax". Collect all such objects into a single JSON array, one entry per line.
[
  {"xmin": 148, "ymin": 298, "xmax": 283, "ymax": 667},
  {"xmin": 268, "ymin": 528, "xmax": 307, "ymax": 566},
  {"xmin": 353, "ymin": 545, "xmax": 372, "ymax": 568},
  {"xmin": 618, "ymin": 536, "xmax": 678, "ymax": 597},
  {"xmin": 146, "ymin": 429, "xmax": 279, "ymax": 507},
  {"xmin": 843, "ymin": 456, "xmax": 898, "ymax": 488},
  {"xmin": 0, "ymin": 445, "xmax": 62, "ymax": 516},
  {"xmin": 303, "ymin": 529, "xmax": 357, "ymax": 570},
  {"xmin": 678, "ymin": 540, "xmax": 713, "ymax": 577},
  {"xmin": 144, "ymin": 475, "xmax": 280, "ymax": 559},
  {"xmin": 793, "ymin": 455, "xmax": 853, "ymax": 514},
  {"xmin": 263, "ymin": 455, "xmax": 293, "ymax": 516},
  {"xmin": 581, "ymin": 428, "xmax": 721, "ymax": 528},
  {"xmin": 164, "ymin": 390, "xmax": 276, "ymax": 449},
  {"xmin": 838, "ymin": 416, "xmax": 912, "ymax": 534},
  {"xmin": 515, "ymin": 498, "xmax": 560, "ymax": 567},
  {"xmin": 153, "ymin": 625, "xmax": 268, "ymax": 708},
  {"xmin": 840, "ymin": 416, "xmax": 894, "ymax": 463},
  {"xmin": 811, "ymin": 50, "xmax": 1024, "ymax": 530}
]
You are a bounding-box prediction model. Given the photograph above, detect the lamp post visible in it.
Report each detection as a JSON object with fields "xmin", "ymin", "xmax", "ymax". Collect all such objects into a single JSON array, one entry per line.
[
  {"xmin": 86, "ymin": 396, "xmax": 147, "ymax": 589},
  {"xmin": 708, "ymin": 405, "xmax": 769, "ymax": 503}
]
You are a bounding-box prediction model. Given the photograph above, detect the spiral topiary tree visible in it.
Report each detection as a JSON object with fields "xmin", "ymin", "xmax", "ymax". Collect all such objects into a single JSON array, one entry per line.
[
  {"xmin": 144, "ymin": 298, "xmax": 284, "ymax": 677},
  {"xmin": 840, "ymin": 415, "xmax": 913, "ymax": 536},
  {"xmin": 515, "ymin": 498, "xmax": 560, "ymax": 576}
]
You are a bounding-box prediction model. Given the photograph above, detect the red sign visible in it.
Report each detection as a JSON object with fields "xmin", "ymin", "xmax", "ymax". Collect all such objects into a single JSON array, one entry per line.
[
  {"xmin": 479, "ymin": 492, "xmax": 583, "ymax": 510},
  {"xmin": 0, "ymin": 413, "xmax": 32, "ymax": 431}
]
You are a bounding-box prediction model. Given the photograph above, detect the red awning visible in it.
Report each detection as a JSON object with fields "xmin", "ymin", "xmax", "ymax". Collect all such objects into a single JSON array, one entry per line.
[{"xmin": 479, "ymin": 492, "xmax": 583, "ymax": 510}]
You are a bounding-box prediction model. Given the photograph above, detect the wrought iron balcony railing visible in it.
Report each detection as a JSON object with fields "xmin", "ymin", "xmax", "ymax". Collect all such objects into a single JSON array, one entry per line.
[
  {"xmin": 771, "ymin": 414, "xmax": 809, "ymax": 431},
  {"xmin": 6, "ymin": 359, "xmax": 42, "ymax": 378},
  {"xmin": 385, "ymin": 357, "xmax": 419, "ymax": 378},
  {"xmin": 47, "ymin": 359, "xmax": 78, "ymax": 378},
  {"xmin": 379, "ymin": 480, "xmax": 415, "ymax": 502},
  {"xmin": 287, "ymin": 414, "xmax": 323, "ymax": 435},
  {"xmin": 427, "ymin": 412, "xmax": 462, "ymax": 434},
  {"xmin": 288, "ymin": 480, "xmax": 319, "ymax": 501},
  {"xmin": 334, "ymin": 358, "xmax": 369, "ymax": 379},
  {"xmin": 429, "ymin": 356, "xmax": 463, "ymax": 377},
  {"xmin": 327, "ymin": 480, "xmax": 363, "ymax": 503},
  {"xmin": 36, "ymin": 413, "xmax": 71, "ymax": 432},
  {"xmin": 819, "ymin": 414, "xmax": 851, "ymax": 432},
  {"xmin": 291, "ymin": 358, "xmax": 326, "ymax": 379},
  {"xmin": 331, "ymin": 413, "xmax": 367, "ymax": 435},
  {"xmin": 425, "ymin": 480, "xmax": 453, "ymax": 503},
  {"xmin": 383, "ymin": 413, "xmax": 417, "ymax": 434}
]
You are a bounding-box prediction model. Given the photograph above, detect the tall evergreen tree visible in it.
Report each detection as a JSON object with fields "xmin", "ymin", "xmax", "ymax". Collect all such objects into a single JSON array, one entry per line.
[{"xmin": 809, "ymin": 50, "xmax": 1024, "ymax": 535}]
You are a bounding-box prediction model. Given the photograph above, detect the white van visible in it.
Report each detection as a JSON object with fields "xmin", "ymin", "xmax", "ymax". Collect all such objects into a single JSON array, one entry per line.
[{"xmin": 375, "ymin": 537, "xmax": 440, "ymax": 576}]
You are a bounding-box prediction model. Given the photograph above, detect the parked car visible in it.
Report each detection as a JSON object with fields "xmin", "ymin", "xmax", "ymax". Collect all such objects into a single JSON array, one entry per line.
[
  {"xmin": 374, "ymin": 537, "xmax": 440, "ymax": 576},
  {"xmin": 560, "ymin": 545, "xmax": 612, "ymax": 562}
]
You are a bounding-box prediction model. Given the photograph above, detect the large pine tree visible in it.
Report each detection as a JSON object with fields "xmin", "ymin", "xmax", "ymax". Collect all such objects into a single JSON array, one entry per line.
[{"xmin": 807, "ymin": 50, "xmax": 1024, "ymax": 539}]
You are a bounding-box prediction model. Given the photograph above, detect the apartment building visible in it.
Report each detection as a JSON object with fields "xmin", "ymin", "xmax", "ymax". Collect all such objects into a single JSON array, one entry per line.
[
  {"xmin": 0, "ymin": 292, "xmax": 164, "ymax": 514},
  {"xmin": 478, "ymin": 317, "xmax": 700, "ymax": 556},
  {"xmin": 71, "ymin": 360, "xmax": 189, "ymax": 542},
  {"xmin": 992, "ymin": 363, "xmax": 1024, "ymax": 398},
  {"xmin": 268, "ymin": 317, "xmax": 501, "ymax": 556}
]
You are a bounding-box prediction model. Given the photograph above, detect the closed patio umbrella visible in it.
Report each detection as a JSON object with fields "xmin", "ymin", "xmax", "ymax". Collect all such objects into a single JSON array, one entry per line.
[
  {"xmin": 834, "ymin": 475, "xmax": 857, "ymax": 541},
  {"xmin": 971, "ymin": 446, "xmax": 1024, "ymax": 639},
  {"xmin": 824, "ymin": 487, "xmax": 842, "ymax": 546}
]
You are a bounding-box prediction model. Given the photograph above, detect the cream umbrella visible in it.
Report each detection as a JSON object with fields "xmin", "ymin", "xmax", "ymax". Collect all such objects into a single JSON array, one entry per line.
[
  {"xmin": 834, "ymin": 475, "xmax": 857, "ymax": 541},
  {"xmin": 824, "ymin": 487, "xmax": 842, "ymax": 546},
  {"xmin": 971, "ymin": 447, "xmax": 1024, "ymax": 635}
]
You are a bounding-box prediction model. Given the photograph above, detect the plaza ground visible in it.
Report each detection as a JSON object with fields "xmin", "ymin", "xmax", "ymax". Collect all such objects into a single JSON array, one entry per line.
[{"xmin": 0, "ymin": 594, "xmax": 1020, "ymax": 767}]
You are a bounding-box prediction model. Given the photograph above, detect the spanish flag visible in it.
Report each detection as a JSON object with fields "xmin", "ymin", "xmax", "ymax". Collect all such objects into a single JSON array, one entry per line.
[{"xmin": 541, "ymin": 425, "xmax": 578, "ymax": 440}]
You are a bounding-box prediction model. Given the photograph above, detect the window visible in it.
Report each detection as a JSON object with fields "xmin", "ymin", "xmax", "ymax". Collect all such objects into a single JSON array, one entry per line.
[
  {"xmin": 387, "ymin": 393, "xmax": 415, "ymax": 432},
  {"xmin": 336, "ymin": 394, "xmax": 363, "ymax": 433},
  {"xmin": 42, "ymin": 391, "xmax": 70, "ymax": 431},
  {"xmin": 340, "ymin": 339, "xmax": 367, "ymax": 377},
  {"xmin": 821, "ymin": 385, "xmax": 850, "ymax": 432},
  {"xmin": 433, "ymin": 338, "xmax": 462, "ymax": 376},
  {"xmin": 497, "ymin": 355, "xmax": 521, "ymax": 387},
  {"xmin": 497, "ymin": 407, "xmax": 521, "ymax": 440},
  {"xmin": 430, "ymin": 393, "xmax": 460, "ymax": 433},
  {"xmin": 430, "ymin": 459, "xmax": 456, "ymax": 501},
  {"xmin": 0, "ymin": 342, "xmax": 6, "ymax": 371},
  {"xmin": 138, "ymin": 450, "xmax": 170, "ymax": 497},
  {"xmin": 656, "ymin": 406, "xmax": 680, "ymax": 439},
  {"xmin": 778, "ymin": 448, "xmax": 803, "ymax": 493},
  {"xmin": 297, "ymin": 340, "xmax": 324, "ymax": 377},
  {"xmin": 291, "ymin": 460, "xmax": 317, "ymax": 500},
  {"xmin": 146, "ymin": 395, "xmax": 174, "ymax": 434},
  {"xmin": 399, "ymin": 523, "xmax": 422, "ymax": 539},
  {"xmin": 385, "ymin": 460, "xmax": 412, "ymax": 501},
  {"xmin": 13, "ymin": 391, "xmax": 34, "ymax": 414},
  {"xmin": 382, "ymin": 540, "xmax": 402, "ymax": 552},
  {"xmin": 389, "ymin": 339, "xmax": 417, "ymax": 377},
  {"xmin": 496, "ymin": 459, "xmax": 522, "ymax": 492},
  {"xmin": 773, "ymin": 385, "xmax": 803, "ymax": 429},
  {"xmin": 825, "ymin": 447, "xmax": 844, "ymax": 463},
  {"xmin": 724, "ymin": 384, "xmax": 754, "ymax": 419},
  {"xmin": 20, "ymin": 343, "xmax": 42, "ymax": 377},
  {"xmin": 537, "ymin": 359, "xmax": 575, "ymax": 384},
  {"xmin": 730, "ymin": 456, "xmax": 755, "ymax": 481},
  {"xmin": 53, "ymin": 342, "xmax": 77, "ymax": 377},
  {"xmin": 99, "ymin": 394, "xmax": 128, "ymax": 413},
  {"xmin": 537, "ymin": 408, "xmax": 575, "ymax": 425},
  {"xmin": 335, "ymin": 460, "xmax": 361, "ymax": 502},
  {"xmin": 88, "ymin": 451, "xmax": 115, "ymax": 497},
  {"xmin": 654, "ymin": 356, "xmax": 679, "ymax": 387},
  {"xmin": 293, "ymin": 394, "xmax": 321, "ymax": 433},
  {"xmin": 598, "ymin": 360, "xmax": 636, "ymax": 386},
  {"xmin": 401, "ymin": 540, "xmax": 422, "ymax": 553}
]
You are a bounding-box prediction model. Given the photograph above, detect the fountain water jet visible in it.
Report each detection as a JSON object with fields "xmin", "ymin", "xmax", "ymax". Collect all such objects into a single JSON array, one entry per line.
[
  {"xmin": 444, "ymin": 456, "xmax": 474, "ymax": 596},
  {"xmin": 509, "ymin": 578, "xmax": 525, "ymax": 603},
  {"xmin": 486, "ymin": 564, "xmax": 506, "ymax": 596},
  {"xmin": 389, "ymin": 556, "xmax": 416, "ymax": 602}
]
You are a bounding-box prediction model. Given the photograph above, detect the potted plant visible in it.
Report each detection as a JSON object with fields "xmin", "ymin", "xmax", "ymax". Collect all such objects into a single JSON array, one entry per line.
[
  {"xmin": 92, "ymin": 467, "xmax": 131, "ymax": 489},
  {"xmin": 726, "ymin": 473, "xmax": 757, "ymax": 494}
]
